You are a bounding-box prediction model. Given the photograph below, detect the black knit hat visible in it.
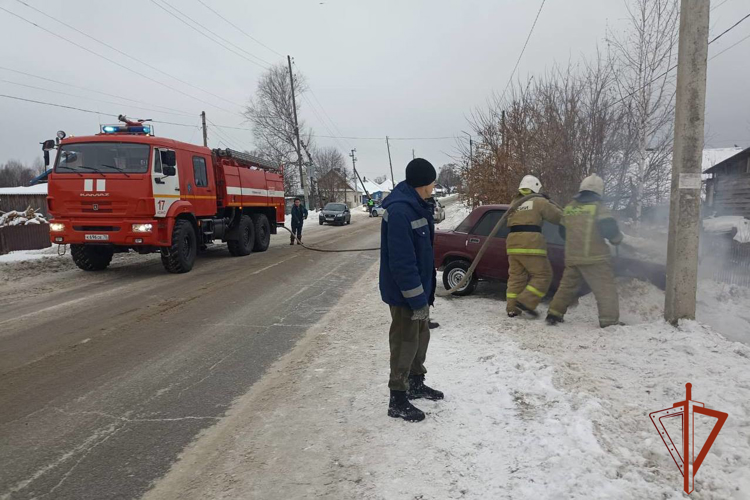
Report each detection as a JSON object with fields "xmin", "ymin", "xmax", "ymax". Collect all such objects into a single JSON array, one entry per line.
[{"xmin": 405, "ymin": 158, "xmax": 437, "ymax": 188}]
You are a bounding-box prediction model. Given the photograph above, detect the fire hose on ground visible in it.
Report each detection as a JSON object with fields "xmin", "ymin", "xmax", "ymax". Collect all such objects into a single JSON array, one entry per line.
[{"xmin": 282, "ymin": 193, "xmax": 540, "ymax": 296}]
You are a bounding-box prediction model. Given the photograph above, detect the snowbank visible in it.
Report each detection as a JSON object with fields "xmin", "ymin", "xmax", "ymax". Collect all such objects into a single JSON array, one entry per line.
[
  {"xmin": 0, "ymin": 246, "xmax": 62, "ymax": 263},
  {"xmin": 704, "ymin": 216, "xmax": 750, "ymax": 244},
  {"xmin": 436, "ymin": 198, "xmax": 470, "ymax": 231},
  {"xmin": 144, "ymin": 264, "xmax": 750, "ymax": 500}
]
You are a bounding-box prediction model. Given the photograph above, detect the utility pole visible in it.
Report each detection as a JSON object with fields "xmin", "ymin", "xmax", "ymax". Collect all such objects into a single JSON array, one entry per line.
[
  {"xmin": 350, "ymin": 149, "xmax": 360, "ymax": 205},
  {"xmin": 664, "ymin": 0, "xmax": 710, "ymax": 325},
  {"xmin": 288, "ymin": 55, "xmax": 310, "ymax": 208},
  {"xmin": 201, "ymin": 111, "xmax": 208, "ymax": 147},
  {"xmin": 386, "ymin": 136, "xmax": 395, "ymax": 188},
  {"xmin": 412, "ymin": 149, "xmax": 415, "ymax": 160},
  {"xmin": 463, "ymin": 131, "xmax": 473, "ymax": 168}
]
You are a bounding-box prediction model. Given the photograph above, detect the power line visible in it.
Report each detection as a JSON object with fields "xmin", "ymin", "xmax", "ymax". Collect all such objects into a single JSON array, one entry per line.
[
  {"xmin": 9, "ymin": 0, "xmax": 245, "ymax": 114},
  {"xmin": 0, "ymin": 78, "xmax": 196, "ymax": 119},
  {"xmin": 151, "ymin": 0, "xmax": 271, "ymax": 69},
  {"xmin": 0, "ymin": 6, "xmax": 241, "ymax": 117},
  {"xmin": 709, "ymin": 32, "xmax": 750, "ymax": 61},
  {"xmin": 195, "ymin": 0, "xmax": 284, "ymax": 58},
  {"xmin": 0, "ymin": 93, "xmax": 199, "ymax": 128},
  {"xmin": 497, "ymin": 0, "xmax": 547, "ymax": 105},
  {"xmin": 605, "ymin": 12, "xmax": 750, "ymax": 112},
  {"xmin": 0, "ymin": 66, "xmax": 199, "ymax": 117}
]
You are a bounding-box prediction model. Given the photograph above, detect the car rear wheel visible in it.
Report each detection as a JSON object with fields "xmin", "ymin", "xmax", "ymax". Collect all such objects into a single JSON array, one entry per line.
[{"xmin": 443, "ymin": 260, "xmax": 478, "ymax": 296}]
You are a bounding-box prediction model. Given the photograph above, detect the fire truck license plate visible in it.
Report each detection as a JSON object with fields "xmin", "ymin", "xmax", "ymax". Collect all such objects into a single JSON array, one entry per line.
[{"xmin": 85, "ymin": 234, "xmax": 109, "ymax": 241}]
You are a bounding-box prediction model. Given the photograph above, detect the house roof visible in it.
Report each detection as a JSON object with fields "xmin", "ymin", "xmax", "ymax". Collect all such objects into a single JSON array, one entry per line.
[
  {"xmin": 360, "ymin": 179, "xmax": 384, "ymax": 195},
  {"xmin": 0, "ymin": 184, "xmax": 48, "ymax": 195},
  {"xmin": 703, "ymin": 147, "xmax": 749, "ymax": 174}
]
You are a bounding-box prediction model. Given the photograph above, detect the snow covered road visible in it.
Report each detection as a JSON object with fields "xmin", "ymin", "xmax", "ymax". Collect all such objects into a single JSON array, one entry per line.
[{"xmin": 145, "ymin": 263, "xmax": 750, "ymax": 500}]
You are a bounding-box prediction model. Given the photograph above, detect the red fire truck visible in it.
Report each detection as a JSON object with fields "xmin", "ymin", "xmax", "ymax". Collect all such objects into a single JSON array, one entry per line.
[{"xmin": 46, "ymin": 118, "xmax": 285, "ymax": 273}]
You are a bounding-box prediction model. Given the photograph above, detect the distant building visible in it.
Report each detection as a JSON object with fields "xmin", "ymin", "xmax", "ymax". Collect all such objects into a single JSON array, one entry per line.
[
  {"xmin": 704, "ymin": 147, "xmax": 750, "ymax": 218},
  {"xmin": 317, "ymin": 169, "xmax": 361, "ymax": 208}
]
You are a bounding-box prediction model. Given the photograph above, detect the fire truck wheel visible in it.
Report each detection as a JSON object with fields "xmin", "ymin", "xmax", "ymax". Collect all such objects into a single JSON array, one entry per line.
[
  {"xmin": 227, "ymin": 215, "xmax": 255, "ymax": 257},
  {"xmin": 71, "ymin": 244, "xmax": 114, "ymax": 271},
  {"xmin": 251, "ymin": 214, "xmax": 271, "ymax": 252},
  {"xmin": 161, "ymin": 219, "xmax": 197, "ymax": 273}
]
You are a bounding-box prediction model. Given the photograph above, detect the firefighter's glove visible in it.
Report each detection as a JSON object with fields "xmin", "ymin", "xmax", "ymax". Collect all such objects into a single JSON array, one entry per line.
[{"xmin": 411, "ymin": 305, "xmax": 430, "ymax": 322}]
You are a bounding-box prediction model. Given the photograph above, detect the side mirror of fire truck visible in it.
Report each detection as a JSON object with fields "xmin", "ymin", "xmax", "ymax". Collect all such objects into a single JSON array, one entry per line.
[{"xmin": 41, "ymin": 139, "xmax": 56, "ymax": 168}]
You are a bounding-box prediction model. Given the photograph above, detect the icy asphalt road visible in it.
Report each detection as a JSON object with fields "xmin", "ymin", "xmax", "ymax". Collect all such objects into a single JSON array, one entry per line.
[{"xmin": 0, "ymin": 214, "xmax": 380, "ymax": 500}]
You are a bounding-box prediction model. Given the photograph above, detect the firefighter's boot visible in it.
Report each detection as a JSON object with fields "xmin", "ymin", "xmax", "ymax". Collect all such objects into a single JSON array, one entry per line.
[
  {"xmin": 388, "ymin": 390, "xmax": 425, "ymax": 422},
  {"xmin": 290, "ymin": 236, "xmax": 295, "ymax": 245},
  {"xmin": 546, "ymin": 314, "xmax": 564, "ymax": 326},
  {"xmin": 517, "ymin": 302, "xmax": 539, "ymax": 318},
  {"xmin": 407, "ymin": 374, "xmax": 444, "ymax": 401}
]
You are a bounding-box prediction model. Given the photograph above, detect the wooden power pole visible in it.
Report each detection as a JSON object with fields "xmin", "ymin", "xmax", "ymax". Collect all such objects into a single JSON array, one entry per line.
[
  {"xmin": 664, "ymin": 0, "xmax": 710, "ymax": 324},
  {"xmin": 288, "ymin": 55, "xmax": 310, "ymax": 208}
]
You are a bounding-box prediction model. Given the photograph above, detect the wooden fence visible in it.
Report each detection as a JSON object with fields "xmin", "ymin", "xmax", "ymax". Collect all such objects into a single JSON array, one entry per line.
[
  {"xmin": 700, "ymin": 233, "xmax": 750, "ymax": 287},
  {"xmin": 0, "ymin": 224, "xmax": 51, "ymax": 255}
]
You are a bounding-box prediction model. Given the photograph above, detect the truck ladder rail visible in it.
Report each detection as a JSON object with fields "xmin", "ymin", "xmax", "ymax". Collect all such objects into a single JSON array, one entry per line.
[{"xmin": 213, "ymin": 148, "xmax": 281, "ymax": 172}]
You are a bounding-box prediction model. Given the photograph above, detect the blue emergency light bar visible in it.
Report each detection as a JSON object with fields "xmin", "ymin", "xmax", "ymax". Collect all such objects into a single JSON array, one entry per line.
[{"xmin": 100, "ymin": 124, "xmax": 153, "ymax": 135}]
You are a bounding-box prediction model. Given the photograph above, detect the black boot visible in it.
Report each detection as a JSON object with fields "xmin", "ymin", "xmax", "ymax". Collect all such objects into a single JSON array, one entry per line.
[
  {"xmin": 545, "ymin": 314, "xmax": 563, "ymax": 326},
  {"xmin": 290, "ymin": 238, "xmax": 295, "ymax": 245},
  {"xmin": 388, "ymin": 390, "xmax": 425, "ymax": 422},
  {"xmin": 428, "ymin": 320, "xmax": 440, "ymax": 329},
  {"xmin": 407, "ymin": 374, "xmax": 444, "ymax": 401},
  {"xmin": 517, "ymin": 302, "xmax": 539, "ymax": 318}
]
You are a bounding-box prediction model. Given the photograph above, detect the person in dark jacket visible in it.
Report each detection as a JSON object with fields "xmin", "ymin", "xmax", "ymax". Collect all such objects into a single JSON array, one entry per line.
[
  {"xmin": 380, "ymin": 158, "xmax": 443, "ymax": 422},
  {"xmin": 290, "ymin": 198, "xmax": 308, "ymax": 245}
]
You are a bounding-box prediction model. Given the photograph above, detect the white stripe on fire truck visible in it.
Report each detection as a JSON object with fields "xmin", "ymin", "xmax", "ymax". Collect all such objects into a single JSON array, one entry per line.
[{"xmin": 225, "ymin": 187, "xmax": 285, "ymax": 198}]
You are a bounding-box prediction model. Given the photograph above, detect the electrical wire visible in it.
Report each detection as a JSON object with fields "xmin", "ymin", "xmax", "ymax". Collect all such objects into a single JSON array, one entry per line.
[
  {"xmin": 0, "ymin": 66, "xmax": 200, "ymax": 117},
  {"xmin": 0, "ymin": 93, "xmax": 201, "ymax": 129},
  {"xmin": 7, "ymin": 1, "xmax": 245, "ymax": 114},
  {"xmin": 0, "ymin": 78, "xmax": 197, "ymax": 118},
  {"xmin": 195, "ymin": 0, "xmax": 285, "ymax": 58},
  {"xmin": 497, "ymin": 0, "xmax": 547, "ymax": 105},
  {"xmin": 151, "ymin": 0, "xmax": 271, "ymax": 69},
  {"xmin": 605, "ymin": 11, "xmax": 750, "ymax": 112}
]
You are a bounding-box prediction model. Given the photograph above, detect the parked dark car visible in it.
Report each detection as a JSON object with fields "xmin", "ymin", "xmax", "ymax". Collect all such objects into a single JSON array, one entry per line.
[
  {"xmin": 319, "ymin": 203, "xmax": 351, "ymax": 226},
  {"xmin": 434, "ymin": 204, "xmax": 666, "ymax": 296}
]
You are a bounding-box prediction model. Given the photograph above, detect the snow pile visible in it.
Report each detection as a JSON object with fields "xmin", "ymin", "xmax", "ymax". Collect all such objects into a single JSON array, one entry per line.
[
  {"xmin": 703, "ymin": 216, "xmax": 750, "ymax": 244},
  {"xmin": 0, "ymin": 208, "xmax": 48, "ymax": 227},
  {"xmin": 0, "ymin": 246, "xmax": 61, "ymax": 264}
]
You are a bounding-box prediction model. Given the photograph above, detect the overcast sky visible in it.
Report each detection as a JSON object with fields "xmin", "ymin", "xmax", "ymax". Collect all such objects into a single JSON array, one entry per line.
[{"xmin": 1, "ymin": 0, "xmax": 748, "ymax": 182}]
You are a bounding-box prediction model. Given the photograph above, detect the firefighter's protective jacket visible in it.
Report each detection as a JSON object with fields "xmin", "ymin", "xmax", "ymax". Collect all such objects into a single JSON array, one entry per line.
[
  {"xmin": 506, "ymin": 194, "xmax": 563, "ymax": 256},
  {"xmin": 559, "ymin": 191, "xmax": 623, "ymax": 265}
]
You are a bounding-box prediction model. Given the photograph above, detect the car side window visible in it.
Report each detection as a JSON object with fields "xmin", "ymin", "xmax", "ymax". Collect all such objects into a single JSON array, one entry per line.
[
  {"xmin": 192, "ymin": 156, "xmax": 208, "ymax": 187},
  {"xmin": 542, "ymin": 221, "xmax": 564, "ymax": 245},
  {"xmin": 471, "ymin": 210, "xmax": 509, "ymax": 238},
  {"xmin": 153, "ymin": 148, "xmax": 162, "ymax": 174}
]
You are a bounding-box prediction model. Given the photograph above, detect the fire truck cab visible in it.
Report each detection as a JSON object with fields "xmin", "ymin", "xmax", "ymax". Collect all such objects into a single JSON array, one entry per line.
[{"xmin": 47, "ymin": 119, "xmax": 285, "ymax": 273}]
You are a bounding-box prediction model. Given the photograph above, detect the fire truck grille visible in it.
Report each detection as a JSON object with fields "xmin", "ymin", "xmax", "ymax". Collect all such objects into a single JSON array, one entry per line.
[
  {"xmin": 66, "ymin": 200, "xmax": 128, "ymax": 215},
  {"xmin": 73, "ymin": 226, "xmax": 121, "ymax": 232}
]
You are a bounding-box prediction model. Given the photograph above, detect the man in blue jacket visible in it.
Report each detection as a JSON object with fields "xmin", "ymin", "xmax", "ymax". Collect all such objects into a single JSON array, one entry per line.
[{"xmin": 380, "ymin": 158, "xmax": 443, "ymax": 422}]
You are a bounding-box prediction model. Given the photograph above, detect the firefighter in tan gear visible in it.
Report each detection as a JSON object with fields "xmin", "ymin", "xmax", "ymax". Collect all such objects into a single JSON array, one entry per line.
[
  {"xmin": 546, "ymin": 174, "xmax": 623, "ymax": 328},
  {"xmin": 506, "ymin": 175, "xmax": 563, "ymax": 317}
]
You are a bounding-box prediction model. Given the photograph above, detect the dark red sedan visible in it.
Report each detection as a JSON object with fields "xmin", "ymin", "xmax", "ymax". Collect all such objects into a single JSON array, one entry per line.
[
  {"xmin": 433, "ymin": 204, "xmax": 566, "ymax": 295},
  {"xmin": 434, "ymin": 204, "xmax": 666, "ymax": 295}
]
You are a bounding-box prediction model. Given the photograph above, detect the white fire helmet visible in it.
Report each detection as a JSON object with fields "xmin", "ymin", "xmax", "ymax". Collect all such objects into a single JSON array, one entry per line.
[
  {"xmin": 519, "ymin": 175, "xmax": 542, "ymax": 193},
  {"xmin": 579, "ymin": 174, "xmax": 605, "ymax": 197}
]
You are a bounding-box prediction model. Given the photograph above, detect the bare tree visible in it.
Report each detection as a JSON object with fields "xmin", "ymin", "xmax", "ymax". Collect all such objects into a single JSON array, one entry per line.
[
  {"xmin": 0, "ymin": 160, "xmax": 37, "ymax": 187},
  {"xmin": 608, "ymin": 0, "xmax": 679, "ymax": 224},
  {"xmin": 244, "ymin": 63, "xmax": 313, "ymax": 196},
  {"xmin": 314, "ymin": 147, "xmax": 349, "ymax": 206},
  {"xmin": 437, "ymin": 164, "xmax": 461, "ymax": 193}
]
